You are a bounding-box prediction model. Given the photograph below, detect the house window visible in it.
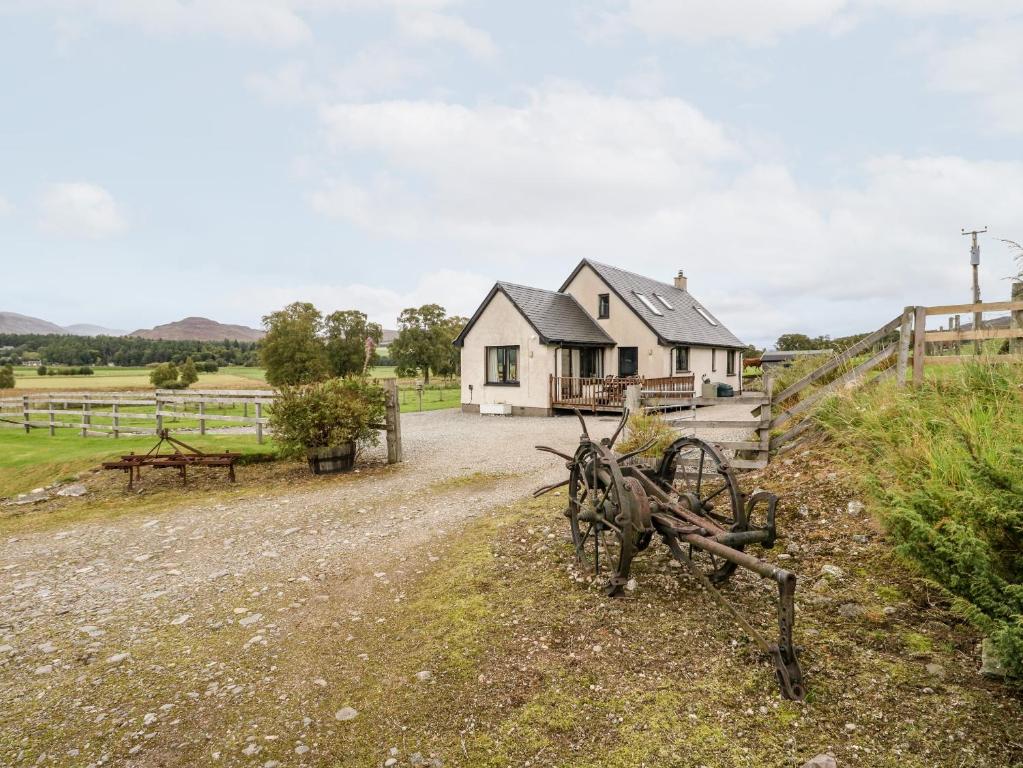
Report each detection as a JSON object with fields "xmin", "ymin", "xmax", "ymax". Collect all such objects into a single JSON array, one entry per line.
[
  {"xmin": 674, "ymin": 346, "xmax": 690, "ymax": 373},
  {"xmin": 580, "ymin": 348, "xmax": 603, "ymax": 378},
  {"xmin": 598, "ymin": 293, "xmax": 610, "ymax": 319},
  {"xmin": 486, "ymin": 346, "xmax": 519, "ymax": 385},
  {"xmin": 618, "ymin": 347, "xmax": 638, "ymax": 377},
  {"xmin": 712, "ymin": 349, "xmax": 717, "ymax": 372},
  {"xmin": 727, "ymin": 350, "xmax": 736, "ymax": 376}
]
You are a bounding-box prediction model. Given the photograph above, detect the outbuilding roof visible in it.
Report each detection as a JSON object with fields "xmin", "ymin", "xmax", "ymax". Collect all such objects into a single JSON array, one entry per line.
[
  {"xmin": 453, "ymin": 281, "xmax": 614, "ymax": 348},
  {"xmin": 559, "ymin": 259, "xmax": 746, "ymax": 349}
]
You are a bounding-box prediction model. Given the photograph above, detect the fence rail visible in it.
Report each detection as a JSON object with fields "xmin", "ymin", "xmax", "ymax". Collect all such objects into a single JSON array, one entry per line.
[{"xmin": 550, "ymin": 374, "xmax": 694, "ymax": 413}]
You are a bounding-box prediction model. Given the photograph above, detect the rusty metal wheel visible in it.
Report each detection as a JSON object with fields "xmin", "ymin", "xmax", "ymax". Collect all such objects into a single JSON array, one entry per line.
[
  {"xmin": 656, "ymin": 436, "xmax": 747, "ymax": 584},
  {"xmin": 567, "ymin": 440, "xmax": 644, "ymax": 596}
]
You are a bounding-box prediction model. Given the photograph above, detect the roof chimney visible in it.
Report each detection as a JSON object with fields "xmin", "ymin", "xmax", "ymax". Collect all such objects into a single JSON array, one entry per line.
[{"xmin": 674, "ymin": 270, "xmax": 687, "ymax": 291}]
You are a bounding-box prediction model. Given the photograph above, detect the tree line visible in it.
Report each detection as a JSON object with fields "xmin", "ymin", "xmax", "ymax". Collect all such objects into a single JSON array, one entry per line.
[
  {"xmin": 260, "ymin": 302, "xmax": 466, "ymax": 386},
  {"xmin": 0, "ymin": 334, "xmax": 260, "ymax": 367}
]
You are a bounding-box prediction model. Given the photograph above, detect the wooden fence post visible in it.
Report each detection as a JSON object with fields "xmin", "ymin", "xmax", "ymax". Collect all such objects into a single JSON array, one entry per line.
[
  {"xmin": 155, "ymin": 393, "xmax": 164, "ymax": 434},
  {"xmin": 625, "ymin": 383, "xmax": 642, "ymax": 417},
  {"xmin": 896, "ymin": 306, "xmax": 913, "ymax": 387},
  {"xmin": 912, "ymin": 306, "xmax": 927, "ymax": 384},
  {"xmin": 255, "ymin": 402, "xmax": 263, "ymax": 445},
  {"xmin": 198, "ymin": 400, "xmax": 206, "ymax": 436},
  {"xmin": 48, "ymin": 397, "xmax": 54, "ymax": 436},
  {"xmin": 81, "ymin": 394, "xmax": 90, "ymax": 437},
  {"xmin": 22, "ymin": 395, "xmax": 29, "ymax": 434},
  {"xmin": 1012, "ymin": 282, "xmax": 1023, "ymax": 354},
  {"xmin": 112, "ymin": 402, "xmax": 120, "ymax": 438},
  {"xmin": 760, "ymin": 373, "xmax": 773, "ymax": 464},
  {"xmin": 384, "ymin": 378, "xmax": 403, "ymax": 464}
]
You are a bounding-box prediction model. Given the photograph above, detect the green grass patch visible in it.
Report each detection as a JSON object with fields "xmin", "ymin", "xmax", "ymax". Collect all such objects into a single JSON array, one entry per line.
[{"xmin": 0, "ymin": 429, "xmax": 274, "ymax": 499}]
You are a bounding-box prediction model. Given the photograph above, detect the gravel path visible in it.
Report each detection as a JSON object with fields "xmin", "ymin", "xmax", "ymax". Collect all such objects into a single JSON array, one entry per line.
[{"xmin": 0, "ymin": 406, "xmax": 761, "ymax": 765}]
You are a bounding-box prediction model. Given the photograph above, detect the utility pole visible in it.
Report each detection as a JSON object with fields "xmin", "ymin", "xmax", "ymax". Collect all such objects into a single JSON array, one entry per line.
[{"xmin": 962, "ymin": 226, "xmax": 986, "ymax": 354}]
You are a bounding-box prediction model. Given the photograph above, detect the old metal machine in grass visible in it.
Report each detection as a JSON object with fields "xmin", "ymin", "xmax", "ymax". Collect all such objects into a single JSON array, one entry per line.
[
  {"xmin": 102, "ymin": 429, "xmax": 240, "ymax": 489},
  {"xmin": 535, "ymin": 410, "xmax": 805, "ymax": 701}
]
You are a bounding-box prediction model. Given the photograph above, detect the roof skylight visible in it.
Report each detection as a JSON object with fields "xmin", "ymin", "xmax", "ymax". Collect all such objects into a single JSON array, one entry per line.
[
  {"xmin": 634, "ymin": 292, "xmax": 663, "ymax": 316},
  {"xmin": 653, "ymin": 293, "xmax": 674, "ymax": 310},
  {"xmin": 694, "ymin": 305, "xmax": 718, "ymax": 326}
]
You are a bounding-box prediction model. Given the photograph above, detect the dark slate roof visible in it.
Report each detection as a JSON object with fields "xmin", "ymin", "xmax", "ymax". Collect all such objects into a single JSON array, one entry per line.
[
  {"xmin": 453, "ymin": 281, "xmax": 614, "ymax": 347},
  {"xmin": 560, "ymin": 259, "xmax": 746, "ymax": 349}
]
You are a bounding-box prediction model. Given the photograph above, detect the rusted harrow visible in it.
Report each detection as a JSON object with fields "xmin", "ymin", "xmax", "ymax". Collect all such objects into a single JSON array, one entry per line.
[
  {"xmin": 102, "ymin": 429, "xmax": 239, "ymax": 490},
  {"xmin": 535, "ymin": 410, "xmax": 805, "ymax": 701}
]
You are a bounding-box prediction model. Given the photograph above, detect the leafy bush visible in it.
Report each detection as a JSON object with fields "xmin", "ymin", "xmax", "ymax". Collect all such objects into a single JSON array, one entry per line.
[
  {"xmin": 816, "ymin": 362, "xmax": 1023, "ymax": 677},
  {"xmin": 37, "ymin": 365, "xmax": 47, "ymax": 375},
  {"xmin": 179, "ymin": 358, "xmax": 199, "ymax": 387},
  {"xmin": 150, "ymin": 362, "xmax": 184, "ymax": 389},
  {"xmin": 268, "ymin": 377, "xmax": 387, "ymax": 460},
  {"xmin": 0, "ymin": 365, "xmax": 14, "ymax": 389},
  {"xmin": 617, "ymin": 412, "xmax": 677, "ymax": 458}
]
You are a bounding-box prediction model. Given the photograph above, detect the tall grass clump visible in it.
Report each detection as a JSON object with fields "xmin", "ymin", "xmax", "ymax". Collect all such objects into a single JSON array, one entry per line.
[
  {"xmin": 617, "ymin": 412, "xmax": 677, "ymax": 458},
  {"xmin": 815, "ymin": 362, "xmax": 1023, "ymax": 676}
]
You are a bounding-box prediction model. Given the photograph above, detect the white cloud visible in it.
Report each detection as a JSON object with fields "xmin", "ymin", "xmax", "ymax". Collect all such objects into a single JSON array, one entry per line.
[
  {"xmin": 39, "ymin": 182, "xmax": 127, "ymax": 238},
  {"xmin": 597, "ymin": 0, "xmax": 1023, "ymax": 44},
  {"xmin": 224, "ymin": 268, "xmax": 493, "ymax": 328},
  {"xmin": 925, "ymin": 21, "xmax": 1023, "ymax": 133},
  {"xmin": 395, "ymin": 9, "xmax": 495, "ymax": 58},
  {"xmin": 310, "ymin": 85, "xmax": 1023, "ymax": 345}
]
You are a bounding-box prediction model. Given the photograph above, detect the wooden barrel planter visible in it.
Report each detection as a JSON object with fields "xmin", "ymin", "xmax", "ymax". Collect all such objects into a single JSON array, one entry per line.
[{"xmin": 306, "ymin": 443, "xmax": 356, "ymax": 475}]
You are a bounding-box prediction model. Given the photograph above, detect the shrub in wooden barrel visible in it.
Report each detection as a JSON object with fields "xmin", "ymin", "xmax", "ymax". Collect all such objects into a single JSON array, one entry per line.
[{"xmin": 306, "ymin": 443, "xmax": 356, "ymax": 474}]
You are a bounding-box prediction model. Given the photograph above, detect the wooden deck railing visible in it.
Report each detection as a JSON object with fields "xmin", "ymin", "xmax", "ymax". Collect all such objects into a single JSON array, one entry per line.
[{"xmin": 549, "ymin": 374, "xmax": 694, "ymax": 412}]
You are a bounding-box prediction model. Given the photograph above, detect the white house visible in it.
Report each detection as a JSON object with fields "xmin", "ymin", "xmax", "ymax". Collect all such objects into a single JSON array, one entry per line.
[{"xmin": 454, "ymin": 260, "xmax": 746, "ymax": 416}]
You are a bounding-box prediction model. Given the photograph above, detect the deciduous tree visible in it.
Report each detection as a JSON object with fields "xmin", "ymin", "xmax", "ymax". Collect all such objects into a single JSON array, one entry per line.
[
  {"xmin": 324, "ymin": 310, "xmax": 383, "ymax": 378},
  {"xmin": 260, "ymin": 302, "xmax": 328, "ymax": 386},
  {"xmin": 390, "ymin": 304, "xmax": 450, "ymax": 384}
]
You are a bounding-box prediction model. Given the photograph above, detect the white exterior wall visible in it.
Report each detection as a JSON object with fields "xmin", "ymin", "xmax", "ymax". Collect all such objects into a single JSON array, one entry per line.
[
  {"xmin": 459, "ymin": 291, "xmax": 555, "ymax": 414},
  {"xmin": 658, "ymin": 346, "xmax": 742, "ymax": 392},
  {"xmin": 561, "ymin": 265, "xmax": 661, "ymax": 378}
]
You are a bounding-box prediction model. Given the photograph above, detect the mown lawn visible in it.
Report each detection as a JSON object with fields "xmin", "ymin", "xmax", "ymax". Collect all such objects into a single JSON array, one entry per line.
[
  {"xmin": 10, "ymin": 366, "xmax": 269, "ymax": 391},
  {"xmin": 0, "ymin": 429, "xmax": 274, "ymax": 499}
]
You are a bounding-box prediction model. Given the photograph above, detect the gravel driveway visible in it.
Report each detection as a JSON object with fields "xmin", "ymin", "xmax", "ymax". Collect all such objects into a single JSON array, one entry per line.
[{"xmin": 0, "ymin": 405, "xmax": 760, "ymax": 765}]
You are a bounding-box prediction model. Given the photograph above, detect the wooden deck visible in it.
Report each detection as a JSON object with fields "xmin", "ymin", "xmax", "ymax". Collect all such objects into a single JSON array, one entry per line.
[{"xmin": 550, "ymin": 374, "xmax": 695, "ymax": 413}]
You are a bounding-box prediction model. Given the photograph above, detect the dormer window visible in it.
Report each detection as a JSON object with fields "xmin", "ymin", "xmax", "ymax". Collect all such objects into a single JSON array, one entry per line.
[
  {"xmin": 598, "ymin": 293, "xmax": 609, "ymax": 319},
  {"xmin": 634, "ymin": 292, "xmax": 663, "ymax": 316}
]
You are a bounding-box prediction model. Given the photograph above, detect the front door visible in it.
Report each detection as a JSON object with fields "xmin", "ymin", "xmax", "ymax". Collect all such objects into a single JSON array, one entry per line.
[{"xmin": 618, "ymin": 347, "xmax": 638, "ymax": 377}]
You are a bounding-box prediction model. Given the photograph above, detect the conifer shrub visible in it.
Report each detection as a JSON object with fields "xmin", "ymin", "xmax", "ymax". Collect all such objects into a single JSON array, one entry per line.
[{"xmin": 816, "ymin": 362, "xmax": 1023, "ymax": 677}]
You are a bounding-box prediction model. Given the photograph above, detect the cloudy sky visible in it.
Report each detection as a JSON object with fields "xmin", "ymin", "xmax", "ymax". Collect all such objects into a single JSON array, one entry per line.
[{"xmin": 1, "ymin": 1, "xmax": 1022, "ymax": 345}]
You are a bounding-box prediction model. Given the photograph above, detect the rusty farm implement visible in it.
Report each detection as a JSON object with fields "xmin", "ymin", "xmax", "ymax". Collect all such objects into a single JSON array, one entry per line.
[{"xmin": 535, "ymin": 411, "xmax": 805, "ymax": 701}]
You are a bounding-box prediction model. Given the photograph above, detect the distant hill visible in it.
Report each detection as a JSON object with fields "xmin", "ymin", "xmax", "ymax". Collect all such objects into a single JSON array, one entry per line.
[
  {"xmin": 129, "ymin": 316, "xmax": 265, "ymax": 342},
  {"xmin": 0, "ymin": 312, "xmax": 68, "ymax": 335},
  {"xmin": 63, "ymin": 323, "xmax": 127, "ymax": 337}
]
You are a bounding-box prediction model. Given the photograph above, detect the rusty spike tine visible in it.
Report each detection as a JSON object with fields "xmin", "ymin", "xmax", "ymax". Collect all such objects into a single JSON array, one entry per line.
[
  {"xmin": 605, "ymin": 408, "xmax": 629, "ymax": 448},
  {"xmin": 573, "ymin": 408, "xmax": 590, "ymax": 439},
  {"xmin": 536, "ymin": 445, "xmax": 574, "ymax": 462},
  {"xmin": 532, "ymin": 478, "xmax": 570, "ymax": 498}
]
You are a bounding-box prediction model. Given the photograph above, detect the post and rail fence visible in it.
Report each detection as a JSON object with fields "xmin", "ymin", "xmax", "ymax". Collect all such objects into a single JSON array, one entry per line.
[
  {"xmin": 0, "ymin": 381, "xmax": 406, "ymax": 464},
  {"xmin": 633, "ymin": 292, "xmax": 1023, "ymax": 471}
]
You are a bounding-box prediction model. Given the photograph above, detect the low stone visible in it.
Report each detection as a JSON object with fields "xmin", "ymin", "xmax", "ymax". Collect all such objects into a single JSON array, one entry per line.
[
  {"xmin": 238, "ymin": 613, "xmax": 262, "ymax": 627},
  {"xmin": 820, "ymin": 564, "xmax": 844, "ymax": 579},
  {"xmin": 385, "ymin": 759, "xmax": 398, "ymax": 767},
  {"xmin": 143, "ymin": 713, "xmax": 157, "ymax": 725},
  {"xmin": 925, "ymin": 663, "xmax": 945, "ymax": 679},
  {"xmin": 241, "ymin": 743, "xmax": 261, "ymax": 756},
  {"xmin": 415, "ymin": 670, "xmax": 433, "ymax": 682},
  {"xmin": 106, "ymin": 652, "xmax": 130, "ymax": 666},
  {"xmin": 883, "ymin": 606, "xmax": 897, "ymax": 617},
  {"xmin": 801, "ymin": 755, "xmax": 837, "ymax": 768},
  {"xmin": 295, "ymin": 745, "xmax": 309, "ymax": 755},
  {"xmin": 785, "ymin": 542, "xmax": 800, "ymax": 555},
  {"xmin": 78, "ymin": 625, "xmax": 104, "ymax": 638},
  {"xmin": 34, "ymin": 664, "xmax": 53, "ymax": 675},
  {"xmin": 625, "ymin": 578, "xmax": 638, "ymax": 592},
  {"xmin": 57, "ymin": 484, "xmax": 88, "ymax": 497},
  {"xmin": 334, "ymin": 707, "xmax": 358, "ymax": 721},
  {"xmin": 838, "ymin": 603, "xmax": 862, "ymax": 619},
  {"xmin": 847, "ymin": 500, "xmax": 865, "ymax": 515},
  {"xmin": 851, "ymin": 534, "xmax": 868, "ymax": 544}
]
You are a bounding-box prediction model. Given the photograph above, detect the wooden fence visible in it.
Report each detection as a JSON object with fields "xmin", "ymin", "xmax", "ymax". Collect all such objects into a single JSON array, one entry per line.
[
  {"xmin": 642, "ymin": 291, "xmax": 1023, "ymax": 470},
  {"xmin": 550, "ymin": 374, "xmax": 694, "ymax": 413},
  {"xmin": 0, "ymin": 381, "xmax": 405, "ymax": 463}
]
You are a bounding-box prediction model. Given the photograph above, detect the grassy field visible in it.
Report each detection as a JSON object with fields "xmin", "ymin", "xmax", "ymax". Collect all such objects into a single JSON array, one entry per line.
[
  {"xmin": 10, "ymin": 366, "xmax": 269, "ymax": 391},
  {"xmin": 0, "ymin": 429, "xmax": 275, "ymax": 499}
]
